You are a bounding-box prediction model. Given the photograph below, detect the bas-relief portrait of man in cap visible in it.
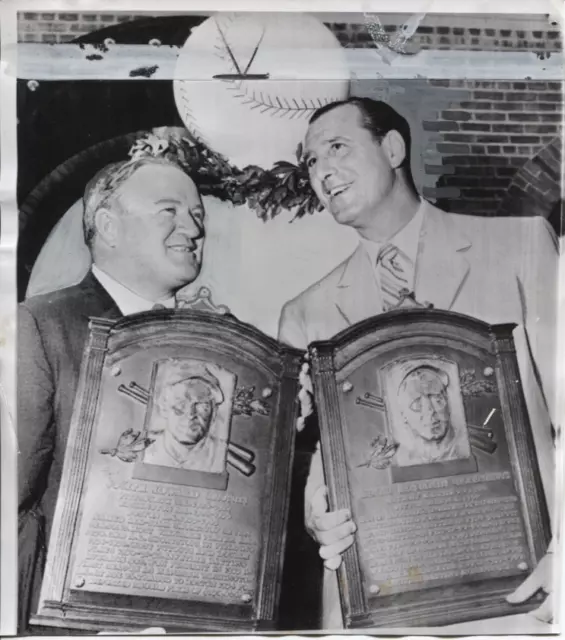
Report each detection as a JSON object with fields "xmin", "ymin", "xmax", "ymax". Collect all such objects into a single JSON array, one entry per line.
[
  {"xmin": 143, "ymin": 359, "xmax": 236, "ymax": 474},
  {"xmin": 383, "ymin": 359, "xmax": 471, "ymax": 468}
]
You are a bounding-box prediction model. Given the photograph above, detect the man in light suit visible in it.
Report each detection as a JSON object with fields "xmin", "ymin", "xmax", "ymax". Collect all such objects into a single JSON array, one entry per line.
[
  {"xmin": 278, "ymin": 97, "xmax": 559, "ymax": 631},
  {"xmin": 18, "ymin": 155, "xmax": 206, "ymax": 632}
]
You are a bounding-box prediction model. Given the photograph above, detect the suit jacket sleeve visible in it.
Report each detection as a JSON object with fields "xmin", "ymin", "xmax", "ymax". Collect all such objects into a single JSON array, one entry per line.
[
  {"xmin": 518, "ymin": 217, "xmax": 559, "ymax": 424},
  {"xmin": 278, "ymin": 298, "xmax": 309, "ymax": 350},
  {"xmin": 513, "ymin": 217, "xmax": 559, "ymax": 523},
  {"xmin": 18, "ymin": 304, "xmax": 56, "ymax": 512}
]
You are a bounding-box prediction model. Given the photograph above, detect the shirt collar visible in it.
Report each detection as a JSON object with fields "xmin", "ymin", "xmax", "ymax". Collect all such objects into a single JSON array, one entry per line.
[
  {"xmin": 361, "ymin": 199, "xmax": 425, "ymax": 266},
  {"xmin": 91, "ymin": 265, "xmax": 176, "ymax": 315}
]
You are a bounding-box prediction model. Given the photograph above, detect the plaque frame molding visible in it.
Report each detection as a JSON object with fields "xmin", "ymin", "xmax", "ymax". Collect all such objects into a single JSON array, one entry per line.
[
  {"xmin": 309, "ymin": 308, "xmax": 551, "ymax": 629},
  {"xmin": 32, "ymin": 310, "xmax": 302, "ymax": 632}
]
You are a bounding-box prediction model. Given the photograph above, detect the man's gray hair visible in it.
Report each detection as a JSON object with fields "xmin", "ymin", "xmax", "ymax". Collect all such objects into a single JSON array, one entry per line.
[{"xmin": 82, "ymin": 156, "xmax": 183, "ymax": 249}]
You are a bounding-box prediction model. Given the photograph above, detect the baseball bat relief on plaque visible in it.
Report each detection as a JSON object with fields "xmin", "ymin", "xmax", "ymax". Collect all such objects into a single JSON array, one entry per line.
[
  {"xmin": 33, "ymin": 308, "xmax": 302, "ymax": 632},
  {"xmin": 309, "ymin": 309, "xmax": 550, "ymax": 629}
]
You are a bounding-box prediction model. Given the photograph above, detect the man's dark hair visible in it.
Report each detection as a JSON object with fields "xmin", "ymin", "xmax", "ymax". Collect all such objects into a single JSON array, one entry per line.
[{"xmin": 309, "ymin": 97, "xmax": 417, "ymax": 189}]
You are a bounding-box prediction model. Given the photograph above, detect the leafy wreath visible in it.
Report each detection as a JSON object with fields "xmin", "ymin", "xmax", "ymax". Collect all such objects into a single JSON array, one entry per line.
[{"xmin": 129, "ymin": 127, "xmax": 323, "ymax": 221}]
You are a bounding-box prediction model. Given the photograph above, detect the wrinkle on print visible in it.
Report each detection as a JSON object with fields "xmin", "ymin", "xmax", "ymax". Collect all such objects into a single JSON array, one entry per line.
[{"xmin": 26, "ymin": 199, "xmax": 91, "ymax": 298}]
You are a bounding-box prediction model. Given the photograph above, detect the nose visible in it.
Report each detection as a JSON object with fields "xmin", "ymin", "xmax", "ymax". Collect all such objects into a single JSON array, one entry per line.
[
  {"xmin": 176, "ymin": 209, "xmax": 204, "ymax": 240},
  {"xmin": 314, "ymin": 156, "xmax": 337, "ymax": 186},
  {"xmin": 421, "ymin": 396, "xmax": 437, "ymax": 420}
]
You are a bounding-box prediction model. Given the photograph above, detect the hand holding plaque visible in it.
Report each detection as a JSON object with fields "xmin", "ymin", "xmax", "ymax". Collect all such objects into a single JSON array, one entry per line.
[
  {"xmin": 506, "ymin": 544, "xmax": 553, "ymax": 622},
  {"xmin": 308, "ymin": 309, "xmax": 551, "ymax": 629},
  {"xmin": 308, "ymin": 485, "xmax": 356, "ymax": 571},
  {"xmin": 305, "ymin": 491, "xmax": 553, "ymax": 619}
]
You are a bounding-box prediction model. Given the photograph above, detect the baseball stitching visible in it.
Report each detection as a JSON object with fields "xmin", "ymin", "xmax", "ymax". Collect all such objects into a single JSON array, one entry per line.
[
  {"xmin": 177, "ymin": 84, "xmax": 208, "ymax": 145},
  {"xmin": 213, "ymin": 14, "xmax": 342, "ymax": 120}
]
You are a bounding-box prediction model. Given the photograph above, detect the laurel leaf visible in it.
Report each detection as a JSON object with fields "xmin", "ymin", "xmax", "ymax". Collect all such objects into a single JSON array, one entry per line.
[{"xmin": 128, "ymin": 130, "xmax": 330, "ymax": 220}]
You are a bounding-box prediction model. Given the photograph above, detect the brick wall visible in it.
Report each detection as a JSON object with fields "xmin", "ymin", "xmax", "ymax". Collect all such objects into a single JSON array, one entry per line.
[
  {"xmin": 330, "ymin": 22, "xmax": 562, "ymax": 52},
  {"xmin": 423, "ymin": 80, "xmax": 563, "ymax": 218},
  {"xmin": 18, "ymin": 12, "xmax": 150, "ymax": 43},
  {"xmin": 354, "ymin": 77, "xmax": 562, "ymax": 222},
  {"xmin": 18, "ymin": 12, "xmax": 563, "ymax": 52},
  {"xmin": 499, "ymin": 139, "xmax": 562, "ymax": 218}
]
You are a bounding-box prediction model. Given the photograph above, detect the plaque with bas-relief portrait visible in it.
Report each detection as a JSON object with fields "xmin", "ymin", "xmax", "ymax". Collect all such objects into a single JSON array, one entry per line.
[
  {"xmin": 309, "ymin": 309, "xmax": 550, "ymax": 629},
  {"xmin": 135, "ymin": 358, "xmax": 237, "ymax": 489},
  {"xmin": 32, "ymin": 309, "xmax": 302, "ymax": 632}
]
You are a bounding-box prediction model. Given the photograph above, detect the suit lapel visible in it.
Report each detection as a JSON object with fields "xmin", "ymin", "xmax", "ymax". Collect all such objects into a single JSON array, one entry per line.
[
  {"xmin": 415, "ymin": 204, "xmax": 472, "ymax": 310},
  {"xmin": 78, "ymin": 271, "xmax": 123, "ymax": 321},
  {"xmin": 334, "ymin": 245, "xmax": 383, "ymax": 328}
]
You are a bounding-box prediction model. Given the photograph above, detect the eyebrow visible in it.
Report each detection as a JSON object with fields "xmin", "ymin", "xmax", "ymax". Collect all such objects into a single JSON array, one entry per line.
[
  {"xmin": 154, "ymin": 199, "xmax": 204, "ymax": 214},
  {"xmin": 155, "ymin": 198, "xmax": 182, "ymax": 206},
  {"xmin": 304, "ymin": 135, "xmax": 349, "ymax": 159}
]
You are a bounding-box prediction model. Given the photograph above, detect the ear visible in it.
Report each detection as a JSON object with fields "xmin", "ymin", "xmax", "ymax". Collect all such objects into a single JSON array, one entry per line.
[
  {"xmin": 381, "ymin": 129, "xmax": 406, "ymax": 170},
  {"xmin": 94, "ymin": 207, "xmax": 120, "ymax": 248}
]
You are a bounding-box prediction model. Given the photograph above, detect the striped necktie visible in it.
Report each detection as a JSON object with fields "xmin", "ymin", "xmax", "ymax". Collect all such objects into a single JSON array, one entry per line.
[{"xmin": 376, "ymin": 243, "xmax": 413, "ymax": 311}]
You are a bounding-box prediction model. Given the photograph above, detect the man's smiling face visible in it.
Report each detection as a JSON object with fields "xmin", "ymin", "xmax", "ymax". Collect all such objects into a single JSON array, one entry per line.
[
  {"xmin": 304, "ymin": 103, "xmax": 397, "ymax": 230},
  {"xmin": 114, "ymin": 163, "xmax": 205, "ymax": 294}
]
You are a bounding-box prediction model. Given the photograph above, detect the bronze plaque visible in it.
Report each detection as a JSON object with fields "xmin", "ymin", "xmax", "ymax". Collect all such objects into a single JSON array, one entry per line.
[
  {"xmin": 33, "ymin": 310, "xmax": 302, "ymax": 632},
  {"xmin": 309, "ymin": 309, "xmax": 550, "ymax": 629}
]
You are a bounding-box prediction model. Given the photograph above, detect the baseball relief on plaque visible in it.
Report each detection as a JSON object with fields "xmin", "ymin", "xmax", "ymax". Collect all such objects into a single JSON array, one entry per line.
[
  {"xmin": 34, "ymin": 310, "xmax": 301, "ymax": 632},
  {"xmin": 310, "ymin": 309, "xmax": 550, "ymax": 629}
]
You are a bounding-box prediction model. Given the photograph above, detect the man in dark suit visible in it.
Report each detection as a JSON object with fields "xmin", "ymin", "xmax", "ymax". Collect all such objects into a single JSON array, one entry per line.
[{"xmin": 18, "ymin": 155, "xmax": 206, "ymax": 632}]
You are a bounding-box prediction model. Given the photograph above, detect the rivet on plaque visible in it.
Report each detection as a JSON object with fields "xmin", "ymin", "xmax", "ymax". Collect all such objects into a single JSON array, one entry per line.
[
  {"xmin": 342, "ymin": 381, "xmax": 353, "ymax": 393},
  {"xmin": 262, "ymin": 388, "xmax": 273, "ymax": 398},
  {"xmin": 369, "ymin": 585, "xmax": 380, "ymax": 595},
  {"xmin": 484, "ymin": 366, "xmax": 494, "ymax": 377},
  {"xmin": 111, "ymin": 365, "xmax": 121, "ymax": 377},
  {"xmin": 241, "ymin": 593, "xmax": 252, "ymax": 603},
  {"xmin": 27, "ymin": 80, "xmax": 39, "ymax": 92},
  {"xmin": 75, "ymin": 577, "xmax": 85, "ymax": 588},
  {"xmin": 517, "ymin": 562, "xmax": 528, "ymax": 571}
]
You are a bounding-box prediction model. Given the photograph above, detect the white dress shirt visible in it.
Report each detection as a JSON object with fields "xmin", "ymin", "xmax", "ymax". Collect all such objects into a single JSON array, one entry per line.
[
  {"xmin": 91, "ymin": 265, "xmax": 176, "ymax": 315},
  {"xmin": 360, "ymin": 201, "xmax": 425, "ymax": 298}
]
